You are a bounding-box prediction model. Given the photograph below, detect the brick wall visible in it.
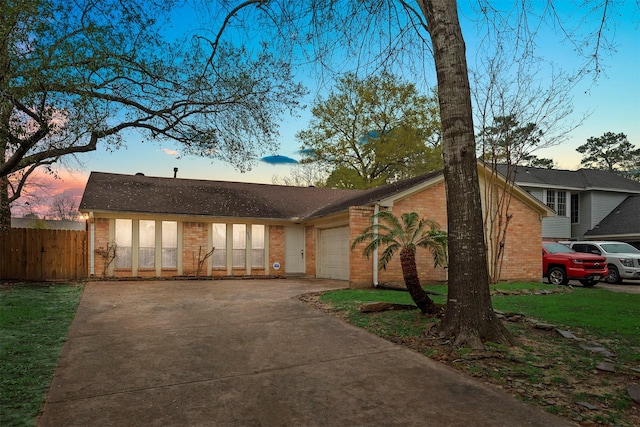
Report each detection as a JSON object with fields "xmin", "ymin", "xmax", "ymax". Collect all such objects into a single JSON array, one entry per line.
[
  {"xmin": 364, "ymin": 182, "xmax": 449, "ymax": 287},
  {"xmin": 182, "ymin": 222, "xmax": 209, "ymax": 276},
  {"xmin": 92, "ymin": 218, "xmax": 110, "ymax": 277},
  {"xmin": 269, "ymin": 225, "xmax": 285, "ymax": 276},
  {"xmin": 349, "ymin": 206, "xmax": 375, "ymax": 288},
  {"xmin": 305, "ymin": 226, "xmax": 316, "ymax": 277},
  {"xmin": 497, "ymin": 194, "xmax": 542, "ymax": 281},
  {"xmin": 347, "ymin": 179, "xmax": 540, "ymax": 286}
]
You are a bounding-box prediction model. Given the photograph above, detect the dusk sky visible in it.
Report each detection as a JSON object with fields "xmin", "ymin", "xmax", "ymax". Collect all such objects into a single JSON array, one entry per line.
[{"xmin": 14, "ymin": 1, "xmax": 640, "ymax": 217}]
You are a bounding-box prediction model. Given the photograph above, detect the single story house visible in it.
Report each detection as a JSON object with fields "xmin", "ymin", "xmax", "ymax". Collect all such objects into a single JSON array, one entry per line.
[
  {"xmin": 79, "ymin": 164, "xmax": 553, "ymax": 287},
  {"xmin": 495, "ymin": 165, "xmax": 640, "ymax": 246},
  {"xmin": 10, "ymin": 217, "xmax": 86, "ymax": 230}
]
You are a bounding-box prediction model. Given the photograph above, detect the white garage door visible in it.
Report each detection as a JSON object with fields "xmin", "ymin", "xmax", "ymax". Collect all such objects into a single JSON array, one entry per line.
[{"xmin": 318, "ymin": 227, "xmax": 350, "ymax": 280}]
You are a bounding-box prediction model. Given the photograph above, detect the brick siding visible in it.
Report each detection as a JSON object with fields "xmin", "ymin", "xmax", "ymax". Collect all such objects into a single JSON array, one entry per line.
[
  {"xmin": 269, "ymin": 225, "xmax": 285, "ymax": 276},
  {"xmin": 182, "ymin": 222, "xmax": 209, "ymax": 276},
  {"xmin": 349, "ymin": 206, "xmax": 376, "ymax": 288}
]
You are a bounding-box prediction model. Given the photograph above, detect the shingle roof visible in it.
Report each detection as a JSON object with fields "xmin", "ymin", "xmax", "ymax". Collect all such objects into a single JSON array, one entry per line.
[
  {"xmin": 495, "ymin": 165, "xmax": 640, "ymax": 192},
  {"xmin": 79, "ymin": 171, "xmax": 443, "ymax": 221},
  {"xmin": 584, "ymin": 195, "xmax": 640, "ymax": 237}
]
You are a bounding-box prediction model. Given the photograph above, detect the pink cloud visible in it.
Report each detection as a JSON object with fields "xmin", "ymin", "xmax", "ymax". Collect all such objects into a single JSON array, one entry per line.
[
  {"xmin": 10, "ymin": 169, "xmax": 89, "ymax": 218},
  {"xmin": 162, "ymin": 148, "xmax": 178, "ymax": 156}
]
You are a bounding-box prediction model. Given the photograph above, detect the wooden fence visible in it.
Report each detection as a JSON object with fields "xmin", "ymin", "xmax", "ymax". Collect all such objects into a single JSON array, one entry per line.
[{"xmin": 0, "ymin": 228, "xmax": 88, "ymax": 281}]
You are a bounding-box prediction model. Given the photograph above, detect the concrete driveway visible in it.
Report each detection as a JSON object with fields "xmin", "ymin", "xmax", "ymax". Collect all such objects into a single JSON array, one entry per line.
[
  {"xmin": 569, "ymin": 279, "xmax": 640, "ymax": 293},
  {"xmin": 38, "ymin": 279, "xmax": 571, "ymax": 426}
]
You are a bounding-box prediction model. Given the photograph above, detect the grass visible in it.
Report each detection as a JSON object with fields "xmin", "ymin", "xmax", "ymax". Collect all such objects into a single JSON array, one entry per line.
[
  {"xmin": 0, "ymin": 283, "xmax": 83, "ymax": 427},
  {"xmin": 491, "ymin": 285, "xmax": 640, "ymax": 363},
  {"xmin": 317, "ymin": 282, "xmax": 640, "ymax": 426}
]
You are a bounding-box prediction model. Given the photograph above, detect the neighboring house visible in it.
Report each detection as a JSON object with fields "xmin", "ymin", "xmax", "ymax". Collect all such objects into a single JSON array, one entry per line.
[
  {"xmin": 11, "ymin": 217, "xmax": 86, "ymax": 230},
  {"xmin": 496, "ymin": 165, "xmax": 640, "ymax": 246},
  {"xmin": 79, "ymin": 164, "xmax": 552, "ymax": 287}
]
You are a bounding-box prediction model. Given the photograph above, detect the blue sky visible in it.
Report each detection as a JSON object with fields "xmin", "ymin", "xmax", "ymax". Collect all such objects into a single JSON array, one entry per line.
[{"xmin": 25, "ymin": 1, "xmax": 640, "ymax": 215}]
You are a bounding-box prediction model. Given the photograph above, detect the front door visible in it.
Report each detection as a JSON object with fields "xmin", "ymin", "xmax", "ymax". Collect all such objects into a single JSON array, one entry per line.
[{"xmin": 285, "ymin": 226, "xmax": 305, "ymax": 274}]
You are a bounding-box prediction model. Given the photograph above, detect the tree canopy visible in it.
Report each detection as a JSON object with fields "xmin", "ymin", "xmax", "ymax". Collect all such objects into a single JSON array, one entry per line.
[
  {"xmin": 577, "ymin": 132, "xmax": 640, "ymax": 179},
  {"xmin": 297, "ymin": 72, "xmax": 441, "ymax": 189},
  {"xmin": 0, "ymin": 0, "xmax": 305, "ymax": 229}
]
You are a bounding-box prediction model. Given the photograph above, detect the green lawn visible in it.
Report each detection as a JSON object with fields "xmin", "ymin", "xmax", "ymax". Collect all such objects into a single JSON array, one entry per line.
[
  {"xmin": 320, "ymin": 282, "xmax": 640, "ymax": 362},
  {"xmin": 0, "ymin": 284, "xmax": 83, "ymax": 427}
]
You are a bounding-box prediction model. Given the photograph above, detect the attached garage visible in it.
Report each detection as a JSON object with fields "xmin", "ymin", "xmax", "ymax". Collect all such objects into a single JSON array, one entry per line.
[{"xmin": 317, "ymin": 227, "xmax": 350, "ymax": 280}]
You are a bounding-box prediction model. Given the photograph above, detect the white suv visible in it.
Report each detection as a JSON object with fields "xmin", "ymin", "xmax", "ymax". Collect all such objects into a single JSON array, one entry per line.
[{"xmin": 568, "ymin": 241, "xmax": 640, "ymax": 284}]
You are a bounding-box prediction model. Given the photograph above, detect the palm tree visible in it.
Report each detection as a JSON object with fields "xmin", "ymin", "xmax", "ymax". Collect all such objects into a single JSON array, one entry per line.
[{"xmin": 352, "ymin": 211, "xmax": 448, "ymax": 314}]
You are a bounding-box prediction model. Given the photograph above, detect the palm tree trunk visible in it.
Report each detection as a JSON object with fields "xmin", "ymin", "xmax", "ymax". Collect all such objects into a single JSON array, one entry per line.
[{"xmin": 400, "ymin": 247, "xmax": 435, "ymax": 314}]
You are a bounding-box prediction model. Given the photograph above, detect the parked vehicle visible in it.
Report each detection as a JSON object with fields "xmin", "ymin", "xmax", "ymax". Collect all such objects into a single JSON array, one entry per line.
[
  {"xmin": 542, "ymin": 242, "xmax": 608, "ymax": 286},
  {"xmin": 568, "ymin": 241, "xmax": 640, "ymax": 284}
]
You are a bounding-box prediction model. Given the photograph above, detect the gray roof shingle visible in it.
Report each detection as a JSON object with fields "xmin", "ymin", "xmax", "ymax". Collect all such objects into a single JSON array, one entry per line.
[
  {"xmin": 495, "ymin": 165, "xmax": 640, "ymax": 192},
  {"xmin": 584, "ymin": 195, "xmax": 640, "ymax": 237},
  {"xmin": 79, "ymin": 171, "xmax": 443, "ymax": 221}
]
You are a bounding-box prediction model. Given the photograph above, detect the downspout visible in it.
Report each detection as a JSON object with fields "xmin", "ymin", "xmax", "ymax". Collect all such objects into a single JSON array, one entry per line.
[
  {"xmin": 89, "ymin": 212, "xmax": 95, "ymax": 276},
  {"xmin": 373, "ymin": 204, "xmax": 379, "ymax": 287}
]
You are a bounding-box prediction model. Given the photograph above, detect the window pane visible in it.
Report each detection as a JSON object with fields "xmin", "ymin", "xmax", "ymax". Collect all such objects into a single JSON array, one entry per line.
[
  {"xmin": 162, "ymin": 221, "xmax": 177, "ymax": 268},
  {"xmin": 557, "ymin": 191, "xmax": 566, "ymax": 216},
  {"xmin": 212, "ymin": 223, "xmax": 226, "ymax": 268},
  {"xmin": 570, "ymin": 194, "xmax": 579, "ymax": 223},
  {"xmin": 115, "ymin": 219, "xmax": 132, "ymax": 268},
  {"xmin": 251, "ymin": 225, "xmax": 265, "ymax": 268},
  {"xmin": 115, "ymin": 219, "xmax": 132, "ymax": 246},
  {"xmin": 139, "ymin": 220, "xmax": 155, "ymax": 268},
  {"xmin": 252, "ymin": 225, "xmax": 265, "ymax": 249},
  {"xmin": 162, "ymin": 248, "xmax": 177, "ymax": 268},
  {"xmin": 546, "ymin": 190, "xmax": 555, "ymax": 210},
  {"xmin": 233, "ymin": 224, "xmax": 246, "ymax": 268}
]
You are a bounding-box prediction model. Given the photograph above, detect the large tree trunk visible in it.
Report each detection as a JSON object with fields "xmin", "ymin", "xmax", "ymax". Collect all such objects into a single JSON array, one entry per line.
[
  {"xmin": 0, "ymin": 99, "xmax": 11, "ymax": 232},
  {"xmin": 418, "ymin": 0, "xmax": 515, "ymax": 348},
  {"xmin": 0, "ymin": 177, "xmax": 10, "ymax": 232},
  {"xmin": 399, "ymin": 246, "xmax": 436, "ymax": 314}
]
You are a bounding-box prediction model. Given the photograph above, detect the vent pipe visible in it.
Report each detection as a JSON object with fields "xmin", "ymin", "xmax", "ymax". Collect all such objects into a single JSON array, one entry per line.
[{"xmin": 173, "ymin": 167, "xmax": 178, "ymax": 178}]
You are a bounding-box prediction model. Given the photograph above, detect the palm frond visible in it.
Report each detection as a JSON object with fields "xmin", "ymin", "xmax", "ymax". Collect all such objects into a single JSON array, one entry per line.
[{"xmin": 351, "ymin": 210, "xmax": 448, "ymax": 271}]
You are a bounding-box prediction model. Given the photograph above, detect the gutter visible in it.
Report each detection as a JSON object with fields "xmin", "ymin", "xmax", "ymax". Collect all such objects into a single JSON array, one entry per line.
[
  {"xmin": 373, "ymin": 203, "xmax": 379, "ymax": 287},
  {"xmin": 89, "ymin": 212, "xmax": 95, "ymax": 276}
]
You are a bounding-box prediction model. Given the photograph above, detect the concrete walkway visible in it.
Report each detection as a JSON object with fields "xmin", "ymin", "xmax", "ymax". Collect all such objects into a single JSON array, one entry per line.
[{"xmin": 38, "ymin": 279, "xmax": 572, "ymax": 426}]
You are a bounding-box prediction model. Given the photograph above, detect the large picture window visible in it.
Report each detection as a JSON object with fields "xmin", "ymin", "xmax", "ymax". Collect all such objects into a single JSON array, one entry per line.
[
  {"xmin": 251, "ymin": 225, "xmax": 265, "ymax": 268},
  {"xmin": 233, "ymin": 224, "xmax": 246, "ymax": 268},
  {"xmin": 211, "ymin": 223, "xmax": 226, "ymax": 268},
  {"xmin": 138, "ymin": 220, "xmax": 156, "ymax": 268},
  {"xmin": 162, "ymin": 221, "xmax": 178, "ymax": 268},
  {"xmin": 114, "ymin": 219, "xmax": 132, "ymax": 269}
]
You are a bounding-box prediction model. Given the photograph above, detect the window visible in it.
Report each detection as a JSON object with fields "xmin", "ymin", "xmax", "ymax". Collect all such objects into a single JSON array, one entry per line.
[
  {"xmin": 546, "ymin": 190, "xmax": 555, "ymax": 209},
  {"xmin": 545, "ymin": 190, "xmax": 567, "ymax": 216},
  {"xmin": 211, "ymin": 223, "xmax": 226, "ymax": 268},
  {"xmin": 114, "ymin": 219, "xmax": 132, "ymax": 269},
  {"xmin": 570, "ymin": 194, "xmax": 579, "ymax": 223},
  {"xmin": 162, "ymin": 221, "xmax": 178, "ymax": 268},
  {"xmin": 556, "ymin": 191, "xmax": 566, "ymax": 216},
  {"xmin": 233, "ymin": 224, "xmax": 246, "ymax": 268},
  {"xmin": 139, "ymin": 220, "xmax": 155, "ymax": 269},
  {"xmin": 251, "ymin": 225, "xmax": 265, "ymax": 268}
]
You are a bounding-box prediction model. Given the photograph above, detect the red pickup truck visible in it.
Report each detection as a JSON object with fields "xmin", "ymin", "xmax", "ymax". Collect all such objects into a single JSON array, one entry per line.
[{"xmin": 542, "ymin": 242, "xmax": 608, "ymax": 287}]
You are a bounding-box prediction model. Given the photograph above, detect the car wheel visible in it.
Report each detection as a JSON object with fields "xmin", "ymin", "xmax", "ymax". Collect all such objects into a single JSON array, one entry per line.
[
  {"xmin": 605, "ymin": 265, "xmax": 623, "ymax": 284},
  {"xmin": 579, "ymin": 278, "xmax": 598, "ymax": 287},
  {"xmin": 548, "ymin": 267, "xmax": 568, "ymax": 286}
]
